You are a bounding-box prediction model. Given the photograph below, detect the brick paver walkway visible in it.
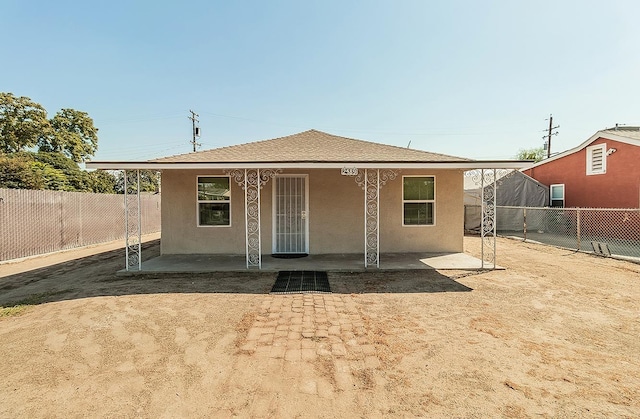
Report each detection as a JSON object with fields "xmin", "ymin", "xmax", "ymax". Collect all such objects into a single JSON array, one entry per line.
[{"xmin": 237, "ymin": 294, "xmax": 381, "ymax": 396}]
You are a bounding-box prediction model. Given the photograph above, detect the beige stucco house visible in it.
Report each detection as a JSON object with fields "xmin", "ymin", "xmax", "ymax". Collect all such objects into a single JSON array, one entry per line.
[{"xmin": 88, "ymin": 130, "xmax": 530, "ymax": 270}]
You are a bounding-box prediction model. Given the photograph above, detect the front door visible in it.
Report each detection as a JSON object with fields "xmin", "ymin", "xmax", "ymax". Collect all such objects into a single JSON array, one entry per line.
[{"xmin": 273, "ymin": 175, "xmax": 309, "ymax": 254}]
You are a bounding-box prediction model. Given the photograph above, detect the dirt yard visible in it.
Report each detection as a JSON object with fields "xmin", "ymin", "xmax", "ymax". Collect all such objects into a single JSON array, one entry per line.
[{"xmin": 1, "ymin": 237, "xmax": 639, "ymax": 418}]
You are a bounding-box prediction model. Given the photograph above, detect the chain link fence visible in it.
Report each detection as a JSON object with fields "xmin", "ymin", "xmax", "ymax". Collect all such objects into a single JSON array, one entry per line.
[
  {"xmin": 466, "ymin": 205, "xmax": 640, "ymax": 261},
  {"xmin": 0, "ymin": 189, "xmax": 161, "ymax": 262}
]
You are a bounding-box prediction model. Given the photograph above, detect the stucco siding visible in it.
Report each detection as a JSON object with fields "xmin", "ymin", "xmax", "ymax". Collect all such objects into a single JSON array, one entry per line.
[
  {"xmin": 380, "ymin": 169, "xmax": 464, "ymax": 253},
  {"xmin": 161, "ymin": 168, "xmax": 464, "ymax": 255},
  {"xmin": 524, "ymin": 138, "xmax": 640, "ymax": 208},
  {"xmin": 161, "ymin": 169, "xmax": 246, "ymax": 254}
]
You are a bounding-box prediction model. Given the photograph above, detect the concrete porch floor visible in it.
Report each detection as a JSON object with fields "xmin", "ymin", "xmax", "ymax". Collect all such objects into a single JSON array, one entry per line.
[{"xmin": 129, "ymin": 252, "xmax": 502, "ymax": 274}]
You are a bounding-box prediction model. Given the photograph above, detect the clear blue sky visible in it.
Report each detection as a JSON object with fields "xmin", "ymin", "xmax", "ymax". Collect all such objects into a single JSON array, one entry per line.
[{"xmin": 3, "ymin": 0, "xmax": 639, "ymax": 161}]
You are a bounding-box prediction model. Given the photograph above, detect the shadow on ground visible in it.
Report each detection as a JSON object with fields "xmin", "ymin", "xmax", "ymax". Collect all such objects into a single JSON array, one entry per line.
[{"xmin": 0, "ymin": 240, "xmax": 476, "ymax": 307}]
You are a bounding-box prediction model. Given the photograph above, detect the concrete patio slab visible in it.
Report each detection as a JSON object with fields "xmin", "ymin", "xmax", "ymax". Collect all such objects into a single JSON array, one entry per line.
[{"xmin": 122, "ymin": 252, "xmax": 502, "ymax": 274}]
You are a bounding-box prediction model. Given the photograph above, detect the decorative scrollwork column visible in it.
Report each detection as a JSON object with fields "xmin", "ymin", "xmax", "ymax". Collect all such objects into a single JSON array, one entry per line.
[
  {"xmin": 466, "ymin": 168, "xmax": 518, "ymax": 269},
  {"xmin": 124, "ymin": 169, "xmax": 141, "ymax": 271},
  {"xmin": 226, "ymin": 168, "xmax": 281, "ymax": 268},
  {"xmin": 354, "ymin": 169, "xmax": 398, "ymax": 268},
  {"xmin": 479, "ymin": 169, "xmax": 497, "ymax": 269}
]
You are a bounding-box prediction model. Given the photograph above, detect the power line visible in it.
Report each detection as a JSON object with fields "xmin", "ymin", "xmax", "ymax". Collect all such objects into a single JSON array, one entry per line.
[
  {"xmin": 97, "ymin": 113, "xmax": 184, "ymax": 125},
  {"xmin": 542, "ymin": 114, "xmax": 560, "ymax": 158},
  {"xmin": 188, "ymin": 110, "xmax": 201, "ymax": 152},
  {"xmin": 198, "ymin": 110, "xmax": 539, "ymax": 137}
]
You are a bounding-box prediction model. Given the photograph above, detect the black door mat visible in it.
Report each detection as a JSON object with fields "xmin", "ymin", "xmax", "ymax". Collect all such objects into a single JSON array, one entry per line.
[
  {"xmin": 271, "ymin": 253, "xmax": 309, "ymax": 259},
  {"xmin": 271, "ymin": 271, "xmax": 331, "ymax": 294}
]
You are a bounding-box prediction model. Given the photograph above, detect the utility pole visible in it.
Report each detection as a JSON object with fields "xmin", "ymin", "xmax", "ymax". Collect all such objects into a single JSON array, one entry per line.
[
  {"xmin": 543, "ymin": 114, "xmax": 560, "ymax": 158},
  {"xmin": 188, "ymin": 110, "xmax": 201, "ymax": 152}
]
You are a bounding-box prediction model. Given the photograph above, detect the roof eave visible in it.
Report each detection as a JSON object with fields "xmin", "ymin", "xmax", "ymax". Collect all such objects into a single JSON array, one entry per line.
[
  {"xmin": 86, "ymin": 160, "xmax": 534, "ymax": 170},
  {"xmin": 526, "ymin": 129, "xmax": 640, "ymax": 169}
]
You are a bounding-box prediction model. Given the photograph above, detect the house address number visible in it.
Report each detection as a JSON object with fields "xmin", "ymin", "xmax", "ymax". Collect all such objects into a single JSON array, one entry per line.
[{"xmin": 341, "ymin": 167, "xmax": 359, "ymax": 176}]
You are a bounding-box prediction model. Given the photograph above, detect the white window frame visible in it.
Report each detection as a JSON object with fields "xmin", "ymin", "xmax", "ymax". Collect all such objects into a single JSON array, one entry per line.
[
  {"xmin": 402, "ymin": 175, "xmax": 436, "ymax": 227},
  {"xmin": 550, "ymin": 184, "xmax": 565, "ymax": 208},
  {"xmin": 196, "ymin": 175, "xmax": 231, "ymax": 227},
  {"xmin": 586, "ymin": 143, "xmax": 606, "ymax": 175}
]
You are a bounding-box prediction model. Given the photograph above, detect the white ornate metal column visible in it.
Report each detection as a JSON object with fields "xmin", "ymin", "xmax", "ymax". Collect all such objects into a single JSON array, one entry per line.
[
  {"xmin": 466, "ymin": 168, "xmax": 517, "ymax": 269},
  {"xmin": 227, "ymin": 169, "xmax": 281, "ymax": 269},
  {"xmin": 354, "ymin": 169, "xmax": 398, "ymax": 268},
  {"xmin": 480, "ymin": 168, "xmax": 497, "ymax": 269},
  {"xmin": 124, "ymin": 169, "xmax": 141, "ymax": 271}
]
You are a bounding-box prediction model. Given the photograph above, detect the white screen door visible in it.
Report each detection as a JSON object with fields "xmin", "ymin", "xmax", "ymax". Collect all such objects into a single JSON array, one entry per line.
[{"xmin": 273, "ymin": 175, "xmax": 309, "ymax": 254}]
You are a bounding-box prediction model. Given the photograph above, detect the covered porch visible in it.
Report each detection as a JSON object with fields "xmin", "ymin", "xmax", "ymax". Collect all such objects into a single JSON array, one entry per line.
[
  {"xmin": 119, "ymin": 250, "xmax": 501, "ymax": 275},
  {"xmin": 101, "ymin": 166, "xmax": 521, "ymax": 273}
]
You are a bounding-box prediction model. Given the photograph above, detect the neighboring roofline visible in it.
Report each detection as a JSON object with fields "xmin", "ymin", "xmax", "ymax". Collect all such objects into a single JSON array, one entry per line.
[
  {"xmin": 464, "ymin": 169, "xmax": 549, "ymax": 191},
  {"xmin": 517, "ymin": 171, "xmax": 550, "ymax": 189},
  {"xmin": 526, "ymin": 129, "xmax": 640, "ymax": 170},
  {"xmin": 87, "ymin": 160, "xmax": 533, "ymax": 170}
]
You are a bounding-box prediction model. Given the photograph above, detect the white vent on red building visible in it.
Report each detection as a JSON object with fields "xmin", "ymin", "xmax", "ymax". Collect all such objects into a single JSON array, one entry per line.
[{"xmin": 586, "ymin": 143, "xmax": 606, "ymax": 175}]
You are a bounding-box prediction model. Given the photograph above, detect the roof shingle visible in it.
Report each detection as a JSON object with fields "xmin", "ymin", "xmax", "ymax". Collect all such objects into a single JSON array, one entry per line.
[
  {"xmin": 602, "ymin": 127, "xmax": 640, "ymax": 141},
  {"xmin": 152, "ymin": 129, "xmax": 471, "ymax": 163}
]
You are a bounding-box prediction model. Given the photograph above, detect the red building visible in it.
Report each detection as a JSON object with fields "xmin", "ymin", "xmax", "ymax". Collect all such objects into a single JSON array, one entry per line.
[{"xmin": 523, "ymin": 127, "xmax": 640, "ymax": 209}]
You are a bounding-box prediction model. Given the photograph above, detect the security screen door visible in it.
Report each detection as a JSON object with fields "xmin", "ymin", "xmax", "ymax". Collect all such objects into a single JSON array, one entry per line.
[{"xmin": 273, "ymin": 175, "xmax": 309, "ymax": 254}]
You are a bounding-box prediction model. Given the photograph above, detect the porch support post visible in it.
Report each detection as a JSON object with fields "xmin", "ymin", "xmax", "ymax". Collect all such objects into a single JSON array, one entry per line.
[
  {"xmin": 124, "ymin": 169, "xmax": 142, "ymax": 271},
  {"xmin": 355, "ymin": 169, "xmax": 398, "ymax": 268},
  {"xmin": 227, "ymin": 168, "xmax": 281, "ymax": 269},
  {"xmin": 245, "ymin": 169, "xmax": 261, "ymax": 268},
  {"xmin": 363, "ymin": 169, "xmax": 379, "ymax": 267},
  {"xmin": 480, "ymin": 168, "xmax": 497, "ymax": 269}
]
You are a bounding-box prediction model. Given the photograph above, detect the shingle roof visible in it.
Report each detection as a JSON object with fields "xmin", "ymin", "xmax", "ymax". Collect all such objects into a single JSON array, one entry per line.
[
  {"xmin": 152, "ymin": 129, "xmax": 471, "ymax": 163},
  {"xmin": 602, "ymin": 127, "xmax": 640, "ymax": 141}
]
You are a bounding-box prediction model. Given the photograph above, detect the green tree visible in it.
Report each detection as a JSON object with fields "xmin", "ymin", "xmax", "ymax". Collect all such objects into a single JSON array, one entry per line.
[
  {"xmin": 32, "ymin": 151, "xmax": 91, "ymax": 191},
  {"xmin": 39, "ymin": 108, "xmax": 99, "ymax": 163},
  {"xmin": 0, "ymin": 92, "xmax": 115, "ymax": 192},
  {"xmin": 0, "ymin": 93, "xmax": 51, "ymax": 153},
  {"xmin": 29, "ymin": 160, "xmax": 70, "ymax": 190},
  {"xmin": 0, "ymin": 151, "xmax": 119, "ymax": 192},
  {"xmin": 115, "ymin": 170, "xmax": 160, "ymax": 193},
  {"xmin": 0, "ymin": 153, "xmax": 42, "ymax": 189},
  {"xmin": 87, "ymin": 170, "xmax": 118, "ymax": 193},
  {"xmin": 516, "ymin": 147, "xmax": 545, "ymax": 162}
]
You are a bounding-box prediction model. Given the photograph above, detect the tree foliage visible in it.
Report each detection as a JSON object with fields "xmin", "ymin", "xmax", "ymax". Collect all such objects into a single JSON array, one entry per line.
[
  {"xmin": 0, "ymin": 151, "xmax": 118, "ymax": 193},
  {"xmin": 1, "ymin": 92, "xmax": 99, "ymax": 163},
  {"xmin": 516, "ymin": 147, "xmax": 545, "ymax": 162},
  {"xmin": 0, "ymin": 153, "xmax": 42, "ymax": 189},
  {"xmin": 115, "ymin": 170, "xmax": 160, "ymax": 194},
  {"xmin": 88, "ymin": 170, "xmax": 118, "ymax": 194},
  {"xmin": 0, "ymin": 92, "xmax": 123, "ymax": 192},
  {"xmin": 0, "ymin": 92, "xmax": 162, "ymax": 194},
  {"xmin": 0, "ymin": 93, "xmax": 51, "ymax": 153},
  {"xmin": 39, "ymin": 108, "xmax": 99, "ymax": 163}
]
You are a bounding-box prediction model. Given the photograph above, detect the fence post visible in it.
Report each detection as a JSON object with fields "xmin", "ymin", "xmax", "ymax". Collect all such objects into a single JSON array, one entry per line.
[
  {"xmin": 576, "ymin": 208, "xmax": 581, "ymax": 251},
  {"xmin": 523, "ymin": 207, "xmax": 527, "ymax": 241}
]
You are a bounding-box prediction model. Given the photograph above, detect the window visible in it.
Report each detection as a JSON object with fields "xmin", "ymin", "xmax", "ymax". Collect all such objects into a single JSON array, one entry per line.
[
  {"xmin": 586, "ymin": 143, "xmax": 606, "ymax": 175},
  {"xmin": 550, "ymin": 184, "xmax": 564, "ymax": 208},
  {"xmin": 403, "ymin": 176, "xmax": 435, "ymax": 225},
  {"xmin": 197, "ymin": 176, "xmax": 230, "ymax": 226}
]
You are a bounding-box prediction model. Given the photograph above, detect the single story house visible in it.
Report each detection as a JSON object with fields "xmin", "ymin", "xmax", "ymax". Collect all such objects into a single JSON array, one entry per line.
[
  {"xmin": 523, "ymin": 126, "xmax": 640, "ymax": 208},
  {"xmin": 88, "ymin": 130, "xmax": 531, "ymax": 270}
]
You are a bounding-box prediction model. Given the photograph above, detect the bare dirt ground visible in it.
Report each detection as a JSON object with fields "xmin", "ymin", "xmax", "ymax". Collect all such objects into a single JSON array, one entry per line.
[{"xmin": 1, "ymin": 237, "xmax": 639, "ymax": 418}]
